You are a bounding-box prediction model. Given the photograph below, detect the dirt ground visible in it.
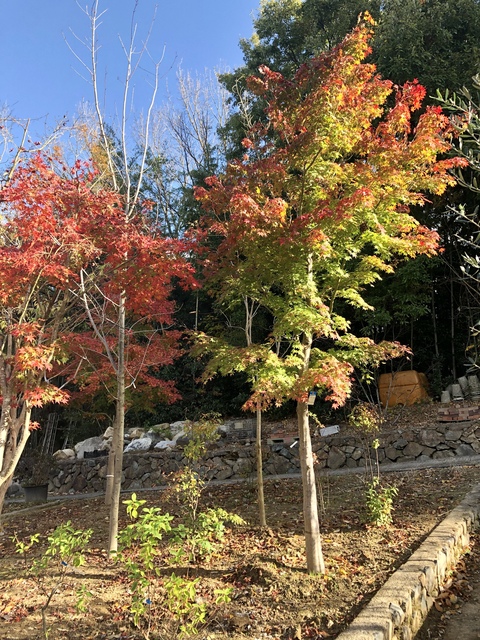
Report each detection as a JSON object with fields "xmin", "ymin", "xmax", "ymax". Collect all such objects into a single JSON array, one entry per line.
[{"xmin": 1, "ymin": 404, "xmax": 480, "ymax": 640}]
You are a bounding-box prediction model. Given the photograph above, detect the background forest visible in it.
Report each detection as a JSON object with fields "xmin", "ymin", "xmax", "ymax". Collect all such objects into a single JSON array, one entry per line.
[{"xmin": 3, "ymin": 0, "xmax": 480, "ymax": 445}]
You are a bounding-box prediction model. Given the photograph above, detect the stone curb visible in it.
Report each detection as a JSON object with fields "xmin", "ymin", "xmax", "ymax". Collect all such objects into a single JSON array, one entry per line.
[{"xmin": 336, "ymin": 483, "xmax": 480, "ymax": 640}]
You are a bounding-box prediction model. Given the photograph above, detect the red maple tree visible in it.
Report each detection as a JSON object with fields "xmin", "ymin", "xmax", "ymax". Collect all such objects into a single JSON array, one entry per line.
[{"xmin": 0, "ymin": 154, "xmax": 192, "ymax": 515}]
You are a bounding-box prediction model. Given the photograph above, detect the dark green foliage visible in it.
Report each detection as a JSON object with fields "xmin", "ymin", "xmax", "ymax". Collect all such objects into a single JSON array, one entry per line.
[
  {"xmin": 221, "ymin": 0, "xmax": 480, "ymax": 157},
  {"xmin": 374, "ymin": 0, "xmax": 480, "ymax": 97}
]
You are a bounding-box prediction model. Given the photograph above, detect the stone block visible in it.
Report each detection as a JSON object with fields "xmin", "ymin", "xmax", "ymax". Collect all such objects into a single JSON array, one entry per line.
[
  {"xmin": 124, "ymin": 437, "xmax": 152, "ymax": 453},
  {"xmin": 417, "ymin": 455, "xmax": 433, "ymax": 463},
  {"xmin": 351, "ymin": 448, "xmax": 363, "ymax": 460},
  {"xmin": 420, "ymin": 446, "xmax": 435, "ymax": 456},
  {"xmin": 401, "ymin": 626, "xmax": 412, "ymax": 640},
  {"xmin": 445, "ymin": 428, "xmax": 464, "ymax": 441},
  {"xmin": 455, "ymin": 443, "xmax": 476, "ymax": 456},
  {"xmin": 72, "ymin": 474, "xmax": 87, "ymax": 492},
  {"xmin": 215, "ymin": 466, "xmax": 234, "ymax": 480},
  {"xmin": 393, "ymin": 437, "xmax": 408, "ymax": 449},
  {"xmin": 327, "ymin": 446, "xmax": 347, "ymax": 470},
  {"xmin": 403, "ymin": 442, "xmax": 423, "ymax": 457},
  {"xmin": 470, "ymin": 440, "xmax": 480, "ymax": 453},
  {"xmin": 432, "ymin": 450, "xmax": 455, "ymax": 459},
  {"xmin": 385, "ymin": 446, "xmax": 402, "ymax": 461},
  {"xmin": 75, "ymin": 436, "xmax": 108, "ymax": 459},
  {"xmin": 418, "ymin": 429, "xmax": 443, "ymax": 447},
  {"xmin": 389, "ymin": 603, "xmax": 405, "ymax": 626}
]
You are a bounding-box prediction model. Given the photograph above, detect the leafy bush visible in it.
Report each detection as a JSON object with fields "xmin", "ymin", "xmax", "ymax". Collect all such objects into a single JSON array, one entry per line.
[{"xmin": 119, "ymin": 493, "xmax": 240, "ymax": 638}]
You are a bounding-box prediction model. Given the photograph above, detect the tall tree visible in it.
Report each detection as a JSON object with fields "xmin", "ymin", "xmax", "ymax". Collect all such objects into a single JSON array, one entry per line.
[
  {"xmin": 69, "ymin": 0, "xmax": 193, "ymax": 554},
  {"xmin": 194, "ymin": 17, "xmax": 463, "ymax": 573}
]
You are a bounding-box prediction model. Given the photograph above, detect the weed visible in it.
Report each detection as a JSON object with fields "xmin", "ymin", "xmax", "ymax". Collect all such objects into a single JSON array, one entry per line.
[{"xmin": 364, "ymin": 477, "xmax": 398, "ymax": 526}]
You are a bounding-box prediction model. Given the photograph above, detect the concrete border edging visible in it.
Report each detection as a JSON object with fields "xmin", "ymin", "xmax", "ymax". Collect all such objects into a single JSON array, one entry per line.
[{"xmin": 336, "ymin": 483, "xmax": 480, "ymax": 640}]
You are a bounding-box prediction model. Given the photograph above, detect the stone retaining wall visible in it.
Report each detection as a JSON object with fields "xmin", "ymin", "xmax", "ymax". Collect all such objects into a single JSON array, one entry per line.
[{"xmin": 49, "ymin": 420, "xmax": 480, "ymax": 495}]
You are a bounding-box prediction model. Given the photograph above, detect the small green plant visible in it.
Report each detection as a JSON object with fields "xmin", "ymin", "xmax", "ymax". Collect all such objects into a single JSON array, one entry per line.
[
  {"xmin": 171, "ymin": 505, "xmax": 245, "ymax": 564},
  {"xmin": 213, "ymin": 586, "xmax": 233, "ymax": 604},
  {"xmin": 119, "ymin": 493, "xmax": 173, "ymax": 635},
  {"xmin": 11, "ymin": 532, "xmax": 40, "ymax": 567},
  {"xmin": 364, "ymin": 477, "xmax": 398, "ymax": 526},
  {"xmin": 348, "ymin": 402, "xmax": 381, "ymax": 434},
  {"xmin": 169, "ymin": 414, "xmax": 246, "ymax": 563},
  {"xmin": 14, "ymin": 521, "xmax": 93, "ymax": 639},
  {"xmin": 75, "ymin": 583, "xmax": 93, "ymax": 614},
  {"xmin": 182, "ymin": 412, "xmax": 221, "ymax": 463},
  {"xmin": 164, "ymin": 573, "xmax": 207, "ymax": 636},
  {"xmin": 119, "ymin": 493, "xmax": 240, "ymax": 638}
]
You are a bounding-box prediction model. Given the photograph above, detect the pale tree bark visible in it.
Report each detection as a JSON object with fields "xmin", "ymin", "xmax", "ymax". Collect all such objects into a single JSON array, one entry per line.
[
  {"xmin": 0, "ymin": 394, "xmax": 32, "ymax": 519},
  {"xmin": 70, "ymin": 0, "xmax": 162, "ymax": 554},
  {"xmin": 243, "ymin": 296, "xmax": 266, "ymax": 527},
  {"xmin": 297, "ymin": 394, "xmax": 325, "ymax": 574},
  {"xmin": 296, "ymin": 253, "xmax": 325, "ymax": 574},
  {"xmin": 0, "ymin": 298, "xmax": 68, "ymax": 518},
  {"xmin": 108, "ymin": 291, "xmax": 126, "ymax": 553},
  {"xmin": 255, "ymin": 403, "xmax": 266, "ymax": 527},
  {"xmin": 0, "ymin": 270, "xmax": 74, "ymax": 518},
  {"xmin": 297, "ymin": 331, "xmax": 325, "ymax": 574}
]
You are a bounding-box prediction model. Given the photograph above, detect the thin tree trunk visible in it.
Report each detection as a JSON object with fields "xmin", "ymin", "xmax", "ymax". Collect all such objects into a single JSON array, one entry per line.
[
  {"xmin": 108, "ymin": 292, "xmax": 126, "ymax": 554},
  {"xmin": 431, "ymin": 289, "xmax": 439, "ymax": 358},
  {"xmin": 0, "ymin": 406, "xmax": 32, "ymax": 518},
  {"xmin": 244, "ymin": 296, "xmax": 266, "ymax": 527},
  {"xmin": 451, "ymin": 276, "xmax": 456, "ymax": 379},
  {"xmin": 297, "ymin": 399, "xmax": 325, "ymax": 574},
  {"xmin": 256, "ymin": 404, "xmax": 266, "ymax": 527}
]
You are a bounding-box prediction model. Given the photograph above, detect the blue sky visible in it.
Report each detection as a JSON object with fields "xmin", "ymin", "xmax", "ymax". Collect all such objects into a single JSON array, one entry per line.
[{"xmin": 0, "ymin": 0, "xmax": 259, "ymax": 127}]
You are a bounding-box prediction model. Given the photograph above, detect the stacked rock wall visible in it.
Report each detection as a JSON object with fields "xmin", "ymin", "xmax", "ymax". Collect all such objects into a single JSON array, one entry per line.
[{"xmin": 49, "ymin": 420, "xmax": 480, "ymax": 495}]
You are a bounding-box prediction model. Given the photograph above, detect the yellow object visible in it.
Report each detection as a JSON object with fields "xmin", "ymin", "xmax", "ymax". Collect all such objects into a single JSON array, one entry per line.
[{"xmin": 378, "ymin": 371, "xmax": 430, "ymax": 407}]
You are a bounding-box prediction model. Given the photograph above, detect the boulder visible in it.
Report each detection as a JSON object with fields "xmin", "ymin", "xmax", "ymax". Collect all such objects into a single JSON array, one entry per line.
[
  {"xmin": 127, "ymin": 427, "xmax": 145, "ymax": 440},
  {"xmin": 124, "ymin": 437, "xmax": 152, "ymax": 453},
  {"xmin": 6, "ymin": 481, "xmax": 23, "ymax": 497},
  {"xmin": 171, "ymin": 420, "xmax": 188, "ymax": 436},
  {"xmin": 53, "ymin": 449, "xmax": 75, "ymax": 461},
  {"xmin": 154, "ymin": 439, "xmax": 176, "ymax": 450},
  {"xmin": 172, "ymin": 429, "xmax": 186, "ymax": 443},
  {"xmin": 148, "ymin": 423, "xmax": 171, "ymax": 435},
  {"xmin": 102, "ymin": 426, "xmax": 114, "ymax": 439},
  {"xmin": 445, "ymin": 427, "xmax": 465, "ymax": 442},
  {"xmin": 75, "ymin": 437, "xmax": 108, "ymax": 459},
  {"xmin": 72, "ymin": 474, "xmax": 87, "ymax": 492},
  {"xmin": 146, "ymin": 429, "xmax": 174, "ymax": 446},
  {"xmin": 432, "ymin": 450, "xmax": 455, "ymax": 459},
  {"xmin": 214, "ymin": 466, "xmax": 234, "ymax": 480},
  {"xmin": 402, "ymin": 442, "xmax": 423, "ymax": 458},
  {"xmin": 385, "ymin": 447, "xmax": 402, "ymax": 462}
]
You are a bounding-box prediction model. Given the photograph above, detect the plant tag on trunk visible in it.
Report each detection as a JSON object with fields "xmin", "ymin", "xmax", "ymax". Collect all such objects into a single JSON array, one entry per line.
[{"xmin": 307, "ymin": 391, "xmax": 317, "ymax": 405}]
